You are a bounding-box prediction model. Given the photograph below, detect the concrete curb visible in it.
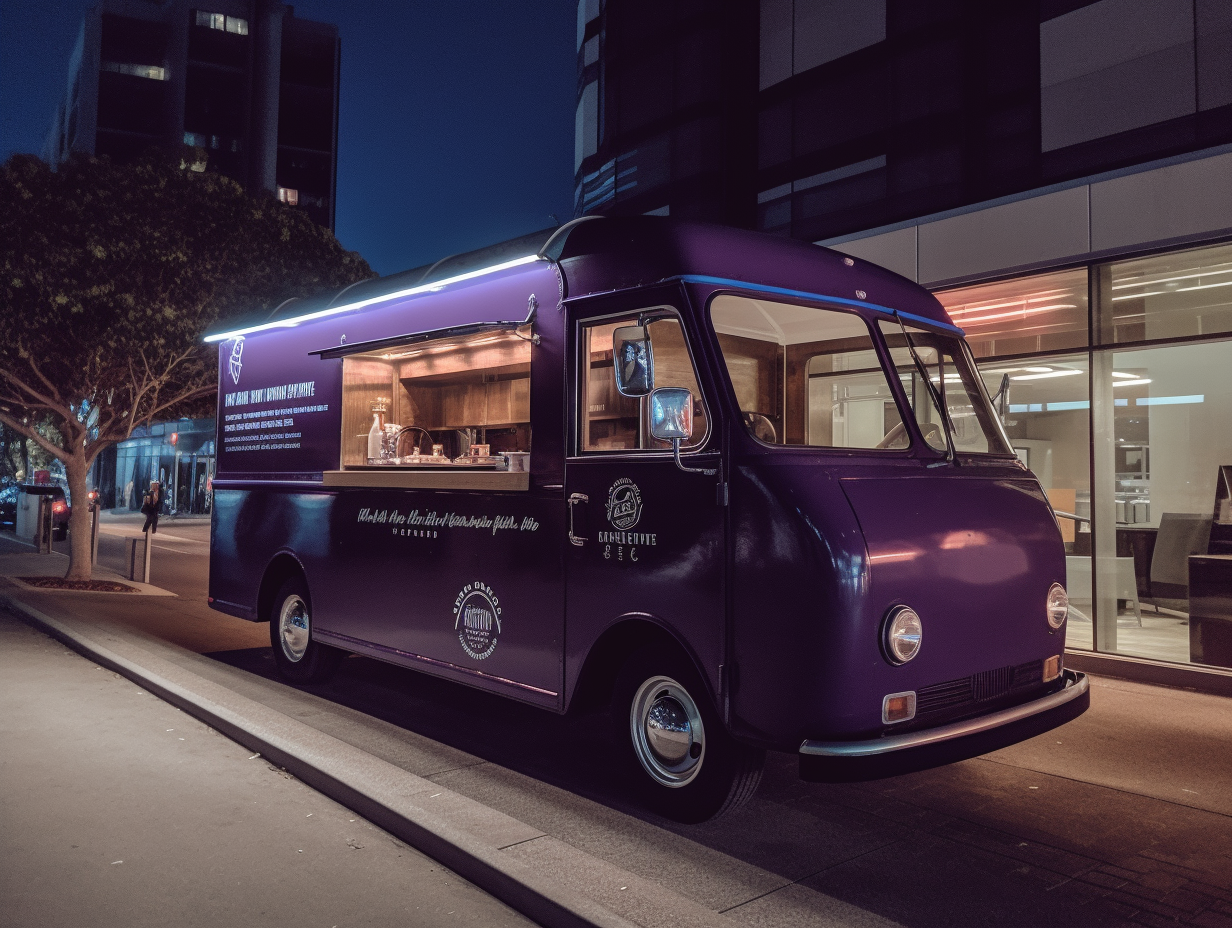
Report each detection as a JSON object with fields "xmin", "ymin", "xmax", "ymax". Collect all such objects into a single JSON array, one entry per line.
[{"xmin": 1, "ymin": 593, "xmax": 641, "ymax": 928}]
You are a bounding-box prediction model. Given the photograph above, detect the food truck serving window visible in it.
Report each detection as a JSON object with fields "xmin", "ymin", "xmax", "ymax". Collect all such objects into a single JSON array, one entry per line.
[
  {"xmin": 340, "ymin": 329, "xmax": 532, "ymax": 468},
  {"xmin": 709, "ymin": 294, "xmax": 909, "ymax": 449},
  {"xmin": 581, "ymin": 311, "xmax": 709, "ymax": 453}
]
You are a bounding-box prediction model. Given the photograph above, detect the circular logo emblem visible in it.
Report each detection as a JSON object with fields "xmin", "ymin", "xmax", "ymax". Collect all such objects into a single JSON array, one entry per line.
[
  {"xmin": 452, "ymin": 582, "xmax": 501, "ymax": 661},
  {"xmin": 605, "ymin": 478, "xmax": 642, "ymax": 530}
]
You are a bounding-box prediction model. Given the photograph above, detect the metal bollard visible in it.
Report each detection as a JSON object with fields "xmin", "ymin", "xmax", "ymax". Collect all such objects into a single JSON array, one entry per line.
[
  {"xmin": 89, "ymin": 496, "xmax": 101, "ymax": 564},
  {"xmin": 142, "ymin": 528, "xmax": 151, "ymax": 584},
  {"xmin": 36, "ymin": 497, "xmax": 52, "ymax": 555}
]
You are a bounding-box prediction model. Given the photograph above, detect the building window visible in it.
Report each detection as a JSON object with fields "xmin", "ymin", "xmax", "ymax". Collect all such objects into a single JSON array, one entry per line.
[
  {"xmin": 759, "ymin": 0, "xmax": 887, "ymax": 90},
  {"xmin": 101, "ymin": 61, "xmax": 168, "ymax": 81},
  {"xmin": 195, "ymin": 10, "xmax": 248, "ymax": 35},
  {"xmin": 938, "ymin": 239, "xmax": 1232, "ymax": 672},
  {"xmin": 936, "ymin": 268, "xmax": 1090, "ymax": 359},
  {"xmin": 1095, "ymin": 241, "xmax": 1232, "ymax": 345},
  {"xmin": 277, "ymin": 187, "xmax": 299, "ymax": 206}
]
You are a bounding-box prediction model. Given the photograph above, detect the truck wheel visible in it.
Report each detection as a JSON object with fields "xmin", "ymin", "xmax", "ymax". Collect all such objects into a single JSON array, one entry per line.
[
  {"xmin": 269, "ymin": 575, "xmax": 342, "ymax": 685},
  {"xmin": 613, "ymin": 649, "xmax": 763, "ymax": 823}
]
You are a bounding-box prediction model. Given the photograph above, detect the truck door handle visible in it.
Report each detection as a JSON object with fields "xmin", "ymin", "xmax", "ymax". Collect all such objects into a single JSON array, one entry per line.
[{"xmin": 568, "ymin": 492, "xmax": 588, "ymax": 546}]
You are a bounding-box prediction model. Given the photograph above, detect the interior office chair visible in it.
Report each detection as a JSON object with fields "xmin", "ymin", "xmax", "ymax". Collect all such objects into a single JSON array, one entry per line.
[{"xmin": 1145, "ymin": 513, "xmax": 1213, "ymax": 615}]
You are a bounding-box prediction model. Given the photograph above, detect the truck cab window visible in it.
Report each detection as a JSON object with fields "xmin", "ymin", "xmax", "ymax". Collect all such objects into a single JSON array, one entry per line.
[
  {"xmin": 876, "ymin": 320, "xmax": 1011, "ymax": 455},
  {"xmin": 710, "ymin": 294, "xmax": 907, "ymax": 449},
  {"xmin": 581, "ymin": 312, "xmax": 708, "ymax": 452}
]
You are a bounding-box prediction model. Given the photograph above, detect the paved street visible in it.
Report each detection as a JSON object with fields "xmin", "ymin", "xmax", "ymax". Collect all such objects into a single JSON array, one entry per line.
[{"xmin": 3, "ymin": 516, "xmax": 1232, "ymax": 928}]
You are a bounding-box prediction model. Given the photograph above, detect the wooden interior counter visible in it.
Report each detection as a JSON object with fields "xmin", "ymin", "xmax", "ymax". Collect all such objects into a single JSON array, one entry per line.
[{"xmin": 322, "ymin": 468, "xmax": 530, "ymax": 491}]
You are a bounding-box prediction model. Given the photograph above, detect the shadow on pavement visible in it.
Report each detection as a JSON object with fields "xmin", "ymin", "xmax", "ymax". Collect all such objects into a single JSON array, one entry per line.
[
  {"xmin": 206, "ymin": 646, "xmax": 642, "ymax": 812},
  {"xmin": 201, "ymin": 646, "xmax": 1163, "ymax": 928}
]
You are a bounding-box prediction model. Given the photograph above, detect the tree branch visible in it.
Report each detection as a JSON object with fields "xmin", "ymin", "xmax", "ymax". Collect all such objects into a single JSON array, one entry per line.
[{"xmin": 0, "ymin": 410, "xmax": 69, "ymax": 464}]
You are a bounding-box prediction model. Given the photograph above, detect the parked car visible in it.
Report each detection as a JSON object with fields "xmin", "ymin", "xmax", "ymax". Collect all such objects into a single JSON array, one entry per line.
[{"xmin": 0, "ymin": 484, "xmax": 17, "ymax": 529}]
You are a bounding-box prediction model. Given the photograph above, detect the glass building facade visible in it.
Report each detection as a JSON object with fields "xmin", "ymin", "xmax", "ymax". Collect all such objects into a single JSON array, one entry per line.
[
  {"xmin": 935, "ymin": 241, "xmax": 1232, "ymax": 671},
  {"xmin": 96, "ymin": 418, "xmax": 216, "ymax": 515},
  {"xmin": 579, "ymin": 0, "xmax": 1232, "ymax": 680}
]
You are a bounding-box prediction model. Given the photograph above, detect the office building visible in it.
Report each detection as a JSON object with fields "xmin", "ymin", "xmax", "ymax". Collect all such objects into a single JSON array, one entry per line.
[
  {"xmin": 44, "ymin": 0, "xmax": 339, "ymax": 229},
  {"xmin": 576, "ymin": 0, "xmax": 1232, "ymax": 679}
]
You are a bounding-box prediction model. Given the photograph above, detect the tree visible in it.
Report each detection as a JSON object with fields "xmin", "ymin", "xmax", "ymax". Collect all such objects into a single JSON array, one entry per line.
[{"xmin": 0, "ymin": 150, "xmax": 374, "ymax": 579}]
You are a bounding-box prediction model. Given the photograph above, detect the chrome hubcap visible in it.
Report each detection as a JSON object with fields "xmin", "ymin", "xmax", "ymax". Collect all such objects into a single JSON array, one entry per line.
[
  {"xmin": 279, "ymin": 595, "xmax": 310, "ymax": 663},
  {"xmin": 630, "ymin": 675, "xmax": 705, "ymax": 787}
]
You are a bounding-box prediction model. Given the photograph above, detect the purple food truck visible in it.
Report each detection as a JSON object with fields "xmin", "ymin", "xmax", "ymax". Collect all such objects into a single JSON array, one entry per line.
[{"xmin": 206, "ymin": 217, "xmax": 1088, "ymax": 821}]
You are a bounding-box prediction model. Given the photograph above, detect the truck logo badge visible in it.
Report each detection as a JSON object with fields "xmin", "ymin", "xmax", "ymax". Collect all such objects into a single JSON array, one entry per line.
[
  {"xmin": 453, "ymin": 581, "xmax": 501, "ymax": 660},
  {"xmin": 605, "ymin": 478, "xmax": 642, "ymax": 530},
  {"xmin": 228, "ymin": 338, "xmax": 244, "ymax": 386}
]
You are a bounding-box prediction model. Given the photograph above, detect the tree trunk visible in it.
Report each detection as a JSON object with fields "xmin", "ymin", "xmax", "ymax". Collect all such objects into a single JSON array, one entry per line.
[{"xmin": 64, "ymin": 452, "xmax": 94, "ymax": 582}]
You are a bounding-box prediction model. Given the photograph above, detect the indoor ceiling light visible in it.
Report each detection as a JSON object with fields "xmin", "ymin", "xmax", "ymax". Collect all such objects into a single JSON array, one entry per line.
[
  {"xmin": 1010, "ymin": 370, "xmax": 1084, "ymax": 381},
  {"xmin": 1112, "ymin": 378, "xmax": 1151, "ymax": 387}
]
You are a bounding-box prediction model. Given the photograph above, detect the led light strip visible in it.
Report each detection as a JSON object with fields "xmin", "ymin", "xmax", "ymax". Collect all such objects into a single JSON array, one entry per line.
[{"xmin": 204, "ymin": 254, "xmax": 544, "ymax": 343}]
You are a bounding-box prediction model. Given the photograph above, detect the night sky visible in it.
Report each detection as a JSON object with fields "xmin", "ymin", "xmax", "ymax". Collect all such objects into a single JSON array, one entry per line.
[{"xmin": 0, "ymin": 1, "xmax": 578, "ymax": 276}]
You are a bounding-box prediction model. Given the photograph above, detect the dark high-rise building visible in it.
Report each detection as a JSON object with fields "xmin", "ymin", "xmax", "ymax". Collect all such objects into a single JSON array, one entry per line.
[
  {"xmin": 576, "ymin": 1, "xmax": 1232, "ymax": 680},
  {"xmin": 577, "ymin": 1, "xmax": 1232, "ymax": 244},
  {"xmin": 44, "ymin": 0, "xmax": 340, "ymax": 229}
]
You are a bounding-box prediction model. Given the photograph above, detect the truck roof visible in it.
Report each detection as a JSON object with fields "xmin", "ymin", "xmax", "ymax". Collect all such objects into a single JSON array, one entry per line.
[{"xmin": 204, "ymin": 217, "xmax": 956, "ymax": 344}]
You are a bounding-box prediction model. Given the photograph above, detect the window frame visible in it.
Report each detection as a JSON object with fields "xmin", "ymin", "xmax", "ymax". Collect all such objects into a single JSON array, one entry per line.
[
  {"xmin": 704, "ymin": 289, "xmax": 920, "ymax": 456},
  {"xmin": 572, "ymin": 304, "xmax": 715, "ymax": 459},
  {"xmin": 878, "ymin": 317, "xmax": 1016, "ymax": 458}
]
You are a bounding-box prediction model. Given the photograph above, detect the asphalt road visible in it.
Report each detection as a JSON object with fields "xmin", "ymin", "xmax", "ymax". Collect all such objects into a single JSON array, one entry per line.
[{"xmin": 8, "ymin": 514, "xmax": 1232, "ymax": 927}]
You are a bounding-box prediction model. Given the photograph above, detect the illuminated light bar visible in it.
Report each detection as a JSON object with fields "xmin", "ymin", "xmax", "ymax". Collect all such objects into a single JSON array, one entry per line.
[
  {"xmin": 204, "ymin": 254, "xmax": 545, "ymax": 343},
  {"xmin": 1135, "ymin": 394, "xmax": 1204, "ymax": 406},
  {"xmin": 1111, "ymin": 278, "xmax": 1232, "ymax": 301},
  {"xmin": 1010, "ymin": 369, "xmax": 1084, "ymax": 381},
  {"xmin": 945, "ymin": 302, "xmax": 1078, "ymax": 326}
]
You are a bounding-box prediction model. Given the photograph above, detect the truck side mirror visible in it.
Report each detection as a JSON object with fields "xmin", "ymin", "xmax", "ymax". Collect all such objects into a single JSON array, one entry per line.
[
  {"xmin": 613, "ymin": 325, "xmax": 654, "ymax": 397},
  {"xmin": 650, "ymin": 387, "xmax": 693, "ymax": 441},
  {"xmin": 650, "ymin": 387, "xmax": 716, "ymax": 477}
]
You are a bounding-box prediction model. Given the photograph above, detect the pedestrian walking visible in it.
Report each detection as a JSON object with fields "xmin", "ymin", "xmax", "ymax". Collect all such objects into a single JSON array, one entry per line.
[{"xmin": 140, "ymin": 480, "xmax": 161, "ymax": 534}]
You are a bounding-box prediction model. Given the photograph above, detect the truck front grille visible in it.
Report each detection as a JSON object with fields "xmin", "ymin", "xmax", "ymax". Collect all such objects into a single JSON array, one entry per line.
[{"xmin": 916, "ymin": 659, "xmax": 1043, "ymax": 717}]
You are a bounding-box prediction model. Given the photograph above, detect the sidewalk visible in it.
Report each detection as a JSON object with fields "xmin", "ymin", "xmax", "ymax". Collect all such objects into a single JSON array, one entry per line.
[
  {"xmin": 0, "ymin": 610, "xmax": 535, "ymax": 928},
  {"xmin": 0, "ymin": 531, "xmax": 173, "ymax": 596}
]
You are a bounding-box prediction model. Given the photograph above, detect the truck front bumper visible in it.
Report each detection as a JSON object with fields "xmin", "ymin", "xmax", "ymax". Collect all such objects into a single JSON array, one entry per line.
[{"xmin": 799, "ymin": 669, "xmax": 1089, "ymax": 782}]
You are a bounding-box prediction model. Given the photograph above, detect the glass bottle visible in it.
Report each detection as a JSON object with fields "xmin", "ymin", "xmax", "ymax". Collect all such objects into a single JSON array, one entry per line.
[{"xmin": 367, "ymin": 399, "xmax": 387, "ymax": 463}]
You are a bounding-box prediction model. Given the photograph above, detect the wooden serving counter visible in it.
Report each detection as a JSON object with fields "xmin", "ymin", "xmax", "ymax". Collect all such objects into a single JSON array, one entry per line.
[{"xmin": 322, "ymin": 468, "xmax": 530, "ymax": 491}]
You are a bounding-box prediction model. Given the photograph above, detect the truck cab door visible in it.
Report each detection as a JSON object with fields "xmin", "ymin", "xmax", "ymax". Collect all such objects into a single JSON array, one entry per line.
[{"xmin": 563, "ymin": 287, "xmax": 728, "ymax": 711}]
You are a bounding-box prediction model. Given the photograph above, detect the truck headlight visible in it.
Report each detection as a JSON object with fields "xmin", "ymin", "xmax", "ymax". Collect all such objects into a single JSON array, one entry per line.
[
  {"xmin": 882, "ymin": 606, "xmax": 922, "ymax": 664},
  {"xmin": 1046, "ymin": 583, "xmax": 1068, "ymax": 631}
]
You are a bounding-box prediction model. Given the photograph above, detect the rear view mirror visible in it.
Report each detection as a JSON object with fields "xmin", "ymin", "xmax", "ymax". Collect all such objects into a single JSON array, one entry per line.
[
  {"xmin": 649, "ymin": 387, "xmax": 693, "ymax": 442},
  {"xmin": 613, "ymin": 325, "xmax": 654, "ymax": 397}
]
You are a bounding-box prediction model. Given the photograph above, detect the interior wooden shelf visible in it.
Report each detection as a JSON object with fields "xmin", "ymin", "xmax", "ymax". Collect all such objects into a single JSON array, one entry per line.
[{"xmin": 323, "ymin": 469, "xmax": 530, "ymax": 491}]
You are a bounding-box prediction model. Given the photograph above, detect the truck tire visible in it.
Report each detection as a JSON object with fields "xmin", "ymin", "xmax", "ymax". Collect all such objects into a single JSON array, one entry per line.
[
  {"xmin": 613, "ymin": 648, "xmax": 763, "ymax": 823},
  {"xmin": 269, "ymin": 575, "xmax": 343, "ymax": 685}
]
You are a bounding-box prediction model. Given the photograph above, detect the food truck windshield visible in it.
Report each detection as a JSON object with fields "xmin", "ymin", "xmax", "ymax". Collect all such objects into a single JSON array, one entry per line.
[{"xmin": 709, "ymin": 293, "xmax": 1012, "ymax": 454}]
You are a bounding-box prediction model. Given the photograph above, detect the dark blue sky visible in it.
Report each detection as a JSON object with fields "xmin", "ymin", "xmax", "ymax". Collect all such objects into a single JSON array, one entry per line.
[{"xmin": 0, "ymin": 1, "xmax": 578, "ymax": 275}]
